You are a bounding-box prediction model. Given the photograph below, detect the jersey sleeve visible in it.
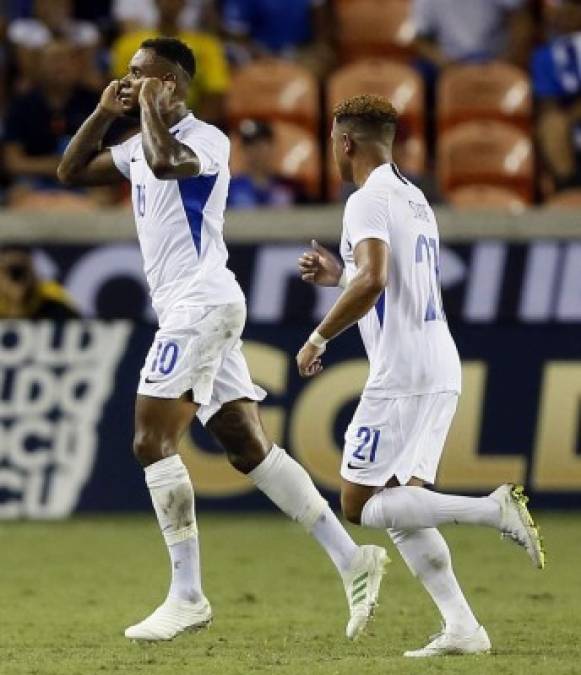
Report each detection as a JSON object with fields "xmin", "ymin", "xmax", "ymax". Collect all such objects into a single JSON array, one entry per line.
[
  {"xmin": 180, "ymin": 128, "xmax": 229, "ymax": 176},
  {"xmin": 345, "ymin": 190, "xmax": 391, "ymax": 251},
  {"xmin": 109, "ymin": 136, "xmax": 133, "ymax": 179}
]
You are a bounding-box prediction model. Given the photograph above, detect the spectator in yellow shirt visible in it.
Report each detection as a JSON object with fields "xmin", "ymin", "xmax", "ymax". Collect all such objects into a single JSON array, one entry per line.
[{"xmin": 111, "ymin": 0, "xmax": 229, "ymax": 124}]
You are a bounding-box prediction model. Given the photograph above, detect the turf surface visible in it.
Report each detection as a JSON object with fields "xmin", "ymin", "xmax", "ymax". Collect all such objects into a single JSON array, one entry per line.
[{"xmin": 0, "ymin": 512, "xmax": 579, "ymax": 674}]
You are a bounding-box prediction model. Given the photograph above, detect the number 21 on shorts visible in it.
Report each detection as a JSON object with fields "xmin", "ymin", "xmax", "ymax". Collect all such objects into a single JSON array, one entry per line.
[{"xmin": 353, "ymin": 426, "xmax": 381, "ymax": 463}]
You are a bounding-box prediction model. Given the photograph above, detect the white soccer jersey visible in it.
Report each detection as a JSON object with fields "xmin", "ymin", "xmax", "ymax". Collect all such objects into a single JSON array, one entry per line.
[
  {"xmin": 340, "ymin": 163, "xmax": 461, "ymax": 398},
  {"xmin": 110, "ymin": 113, "xmax": 244, "ymax": 327}
]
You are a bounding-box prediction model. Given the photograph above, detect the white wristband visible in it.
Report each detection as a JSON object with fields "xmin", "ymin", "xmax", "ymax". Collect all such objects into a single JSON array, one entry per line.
[
  {"xmin": 308, "ymin": 330, "xmax": 328, "ymax": 348},
  {"xmin": 338, "ymin": 269, "xmax": 347, "ymax": 289}
]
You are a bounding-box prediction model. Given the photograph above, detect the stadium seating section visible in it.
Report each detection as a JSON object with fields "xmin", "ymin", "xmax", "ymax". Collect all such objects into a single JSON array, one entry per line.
[
  {"xmin": 5, "ymin": 1, "xmax": 580, "ymax": 207},
  {"xmin": 226, "ymin": 49, "xmax": 544, "ymax": 205},
  {"xmin": 545, "ymin": 189, "xmax": 581, "ymax": 209},
  {"xmin": 230, "ymin": 122, "xmax": 321, "ymax": 198},
  {"xmin": 438, "ymin": 121, "xmax": 534, "ymax": 202},
  {"xmin": 438, "ymin": 62, "xmax": 532, "ymax": 134},
  {"xmin": 226, "ymin": 60, "xmax": 319, "ymax": 134},
  {"xmin": 448, "ymin": 185, "xmax": 528, "ymax": 211},
  {"xmin": 335, "ymin": 0, "xmax": 415, "ymax": 62}
]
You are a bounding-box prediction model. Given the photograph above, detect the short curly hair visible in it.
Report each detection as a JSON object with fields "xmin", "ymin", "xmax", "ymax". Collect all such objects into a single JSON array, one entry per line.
[{"xmin": 334, "ymin": 94, "xmax": 398, "ymax": 135}]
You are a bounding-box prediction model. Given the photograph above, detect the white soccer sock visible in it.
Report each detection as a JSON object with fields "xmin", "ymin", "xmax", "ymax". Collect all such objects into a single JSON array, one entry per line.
[
  {"xmin": 361, "ymin": 486, "xmax": 500, "ymax": 530},
  {"xmin": 249, "ymin": 445, "xmax": 358, "ymax": 573},
  {"xmin": 145, "ymin": 454, "xmax": 203, "ymax": 603},
  {"xmin": 389, "ymin": 528, "xmax": 480, "ymax": 635},
  {"xmin": 311, "ymin": 507, "xmax": 358, "ymax": 573}
]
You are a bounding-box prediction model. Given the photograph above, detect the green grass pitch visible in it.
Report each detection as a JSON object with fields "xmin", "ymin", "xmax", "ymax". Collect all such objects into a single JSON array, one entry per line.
[{"xmin": 0, "ymin": 512, "xmax": 579, "ymax": 675}]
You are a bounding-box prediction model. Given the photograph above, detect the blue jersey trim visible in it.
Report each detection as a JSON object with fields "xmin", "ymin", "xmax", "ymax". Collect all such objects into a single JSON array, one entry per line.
[
  {"xmin": 177, "ymin": 174, "xmax": 218, "ymax": 255},
  {"xmin": 375, "ymin": 290, "xmax": 385, "ymax": 328}
]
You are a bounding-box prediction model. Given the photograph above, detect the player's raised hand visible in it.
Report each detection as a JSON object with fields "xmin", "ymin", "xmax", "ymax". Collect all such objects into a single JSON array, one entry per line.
[
  {"xmin": 139, "ymin": 77, "xmax": 176, "ymax": 112},
  {"xmin": 296, "ymin": 340, "xmax": 325, "ymax": 378},
  {"xmin": 298, "ymin": 240, "xmax": 344, "ymax": 287},
  {"xmin": 98, "ymin": 80, "xmax": 125, "ymax": 117}
]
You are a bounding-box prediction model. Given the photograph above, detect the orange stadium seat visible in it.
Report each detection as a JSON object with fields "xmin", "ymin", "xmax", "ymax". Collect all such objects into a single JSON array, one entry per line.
[
  {"xmin": 438, "ymin": 121, "xmax": 534, "ymax": 202},
  {"xmin": 326, "ymin": 59, "xmax": 425, "ymax": 199},
  {"xmin": 327, "ymin": 59, "xmax": 425, "ymax": 136},
  {"xmin": 335, "ymin": 0, "xmax": 415, "ymax": 62},
  {"xmin": 226, "ymin": 59, "xmax": 319, "ymax": 133},
  {"xmin": 438, "ymin": 62, "xmax": 532, "ymax": 133},
  {"xmin": 230, "ymin": 122, "xmax": 322, "ymax": 199},
  {"xmin": 545, "ymin": 189, "xmax": 581, "ymax": 209},
  {"xmin": 448, "ymin": 185, "xmax": 528, "ymax": 212}
]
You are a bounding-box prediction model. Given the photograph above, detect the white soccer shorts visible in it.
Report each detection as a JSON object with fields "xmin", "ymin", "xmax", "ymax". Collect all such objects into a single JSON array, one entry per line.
[
  {"xmin": 137, "ymin": 302, "xmax": 266, "ymax": 425},
  {"xmin": 340, "ymin": 392, "xmax": 458, "ymax": 487}
]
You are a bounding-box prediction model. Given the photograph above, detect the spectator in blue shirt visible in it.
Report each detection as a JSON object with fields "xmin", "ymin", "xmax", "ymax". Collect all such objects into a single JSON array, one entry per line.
[
  {"xmin": 413, "ymin": 0, "xmax": 532, "ymax": 69},
  {"xmin": 228, "ymin": 120, "xmax": 306, "ymax": 209},
  {"xmin": 533, "ymin": 0, "xmax": 581, "ymax": 191},
  {"xmin": 221, "ymin": 0, "xmax": 334, "ymax": 75}
]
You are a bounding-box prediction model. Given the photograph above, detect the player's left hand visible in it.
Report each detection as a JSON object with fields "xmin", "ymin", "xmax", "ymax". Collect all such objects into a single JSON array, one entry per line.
[
  {"xmin": 138, "ymin": 77, "xmax": 176, "ymax": 112},
  {"xmin": 296, "ymin": 341, "xmax": 325, "ymax": 378}
]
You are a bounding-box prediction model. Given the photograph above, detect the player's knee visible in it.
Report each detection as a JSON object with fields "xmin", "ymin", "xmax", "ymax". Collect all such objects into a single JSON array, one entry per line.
[
  {"xmin": 226, "ymin": 447, "xmax": 263, "ymax": 475},
  {"xmin": 132, "ymin": 429, "xmax": 172, "ymax": 466},
  {"xmin": 208, "ymin": 401, "xmax": 270, "ymax": 474},
  {"xmin": 341, "ymin": 495, "xmax": 363, "ymax": 525}
]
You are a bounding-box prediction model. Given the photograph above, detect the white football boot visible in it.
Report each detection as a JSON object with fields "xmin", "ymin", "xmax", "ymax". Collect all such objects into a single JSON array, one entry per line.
[
  {"xmin": 489, "ymin": 484, "xmax": 545, "ymax": 569},
  {"xmin": 404, "ymin": 625, "xmax": 491, "ymax": 658},
  {"xmin": 125, "ymin": 596, "xmax": 212, "ymax": 641},
  {"xmin": 342, "ymin": 545, "xmax": 389, "ymax": 640}
]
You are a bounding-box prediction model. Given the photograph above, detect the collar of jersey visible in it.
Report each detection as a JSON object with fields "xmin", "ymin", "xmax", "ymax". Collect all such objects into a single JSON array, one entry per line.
[
  {"xmin": 364, "ymin": 162, "xmax": 393, "ymax": 186},
  {"xmin": 169, "ymin": 111, "xmax": 194, "ymax": 135}
]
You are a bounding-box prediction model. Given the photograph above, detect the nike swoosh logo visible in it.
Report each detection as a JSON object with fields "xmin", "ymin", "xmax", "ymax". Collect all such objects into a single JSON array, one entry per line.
[
  {"xmin": 144, "ymin": 377, "xmax": 164, "ymax": 384},
  {"xmin": 130, "ymin": 157, "xmax": 141, "ymax": 162},
  {"xmin": 347, "ymin": 462, "xmax": 365, "ymax": 470}
]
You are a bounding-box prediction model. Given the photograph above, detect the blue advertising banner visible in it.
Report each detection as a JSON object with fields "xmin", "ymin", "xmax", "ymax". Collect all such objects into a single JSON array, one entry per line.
[
  {"xmin": 27, "ymin": 240, "xmax": 581, "ymax": 325},
  {"xmin": 1, "ymin": 317, "xmax": 579, "ymax": 518}
]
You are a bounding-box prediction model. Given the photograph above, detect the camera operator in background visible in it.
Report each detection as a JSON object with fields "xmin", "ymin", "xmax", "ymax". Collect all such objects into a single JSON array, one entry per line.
[{"xmin": 0, "ymin": 246, "xmax": 78, "ymax": 319}]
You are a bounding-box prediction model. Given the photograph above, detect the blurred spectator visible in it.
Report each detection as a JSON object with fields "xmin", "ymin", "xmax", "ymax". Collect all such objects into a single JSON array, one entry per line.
[
  {"xmin": 221, "ymin": 0, "xmax": 335, "ymax": 76},
  {"xmin": 413, "ymin": 0, "xmax": 533, "ymax": 68},
  {"xmin": 112, "ymin": 0, "xmax": 217, "ymax": 33},
  {"xmin": 0, "ymin": 1, "xmax": 7, "ymax": 123},
  {"xmin": 73, "ymin": 0, "xmax": 113, "ymax": 24},
  {"xmin": 2, "ymin": 0, "xmax": 33, "ymax": 20},
  {"xmin": 3, "ymin": 41, "xmax": 105, "ymax": 208},
  {"xmin": 228, "ymin": 120, "xmax": 306, "ymax": 209},
  {"xmin": 111, "ymin": 0, "xmax": 229, "ymax": 124},
  {"xmin": 0, "ymin": 245, "xmax": 78, "ymax": 319},
  {"xmin": 533, "ymin": 0, "xmax": 581, "ymax": 191},
  {"xmin": 7, "ymin": 0, "xmax": 102, "ymax": 91}
]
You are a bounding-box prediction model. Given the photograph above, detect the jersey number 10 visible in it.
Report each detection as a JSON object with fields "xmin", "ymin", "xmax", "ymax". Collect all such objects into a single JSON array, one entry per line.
[{"xmin": 415, "ymin": 234, "xmax": 445, "ymax": 322}]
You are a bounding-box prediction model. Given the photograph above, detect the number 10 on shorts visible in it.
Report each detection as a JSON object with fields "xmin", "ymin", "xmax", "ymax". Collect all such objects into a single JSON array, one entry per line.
[
  {"xmin": 151, "ymin": 340, "xmax": 179, "ymax": 375},
  {"xmin": 353, "ymin": 426, "xmax": 381, "ymax": 463}
]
